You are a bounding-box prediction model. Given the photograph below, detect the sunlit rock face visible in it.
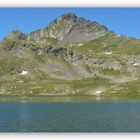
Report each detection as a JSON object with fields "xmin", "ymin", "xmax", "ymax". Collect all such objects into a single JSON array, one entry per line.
[
  {"xmin": 25, "ymin": 13, "xmax": 108, "ymax": 45},
  {"xmin": 2, "ymin": 13, "xmax": 108, "ymax": 46}
]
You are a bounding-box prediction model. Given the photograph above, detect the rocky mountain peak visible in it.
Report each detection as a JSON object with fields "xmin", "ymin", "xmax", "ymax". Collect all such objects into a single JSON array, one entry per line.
[
  {"xmin": 47, "ymin": 13, "xmax": 108, "ymax": 45},
  {"xmin": 44, "ymin": 13, "xmax": 108, "ymax": 44},
  {"xmin": 2, "ymin": 13, "xmax": 108, "ymax": 46},
  {"xmin": 58, "ymin": 13, "xmax": 77, "ymax": 21}
]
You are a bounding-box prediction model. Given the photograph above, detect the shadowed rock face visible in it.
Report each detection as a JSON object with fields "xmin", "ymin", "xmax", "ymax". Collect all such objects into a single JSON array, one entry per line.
[
  {"xmin": 32, "ymin": 46, "xmax": 68, "ymax": 56},
  {"xmin": 0, "ymin": 13, "xmax": 140, "ymax": 96}
]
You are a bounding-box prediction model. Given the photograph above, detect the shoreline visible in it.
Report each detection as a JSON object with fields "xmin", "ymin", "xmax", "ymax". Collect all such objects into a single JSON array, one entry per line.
[{"xmin": 0, "ymin": 95, "xmax": 140, "ymax": 103}]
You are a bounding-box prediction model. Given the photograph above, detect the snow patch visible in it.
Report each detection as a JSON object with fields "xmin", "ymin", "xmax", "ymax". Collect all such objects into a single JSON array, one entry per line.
[
  {"xmin": 105, "ymin": 51, "xmax": 112, "ymax": 55},
  {"xmin": 133, "ymin": 63, "xmax": 138, "ymax": 66},
  {"xmin": 50, "ymin": 34, "xmax": 57, "ymax": 39},
  {"xmin": 95, "ymin": 90, "xmax": 102, "ymax": 95},
  {"xmin": 20, "ymin": 70, "xmax": 28, "ymax": 75}
]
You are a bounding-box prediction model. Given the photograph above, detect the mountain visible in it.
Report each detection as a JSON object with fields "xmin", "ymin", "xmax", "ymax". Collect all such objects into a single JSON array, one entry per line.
[{"xmin": 0, "ymin": 13, "xmax": 140, "ymax": 96}]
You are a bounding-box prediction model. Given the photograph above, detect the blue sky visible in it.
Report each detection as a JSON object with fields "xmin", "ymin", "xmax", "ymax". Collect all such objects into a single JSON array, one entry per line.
[{"xmin": 0, "ymin": 8, "xmax": 140, "ymax": 40}]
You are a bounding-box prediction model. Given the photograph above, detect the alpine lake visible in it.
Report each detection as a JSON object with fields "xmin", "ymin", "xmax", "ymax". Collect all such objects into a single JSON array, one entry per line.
[{"xmin": 0, "ymin": 95, "xmax": 140, "ymax": 132}]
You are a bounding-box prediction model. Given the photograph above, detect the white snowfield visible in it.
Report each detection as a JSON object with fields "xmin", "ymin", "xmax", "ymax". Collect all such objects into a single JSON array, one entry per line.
[
  {"xmin": 95, "ymin": 90, "xmax": 102, "ymax": 94},
  {"xmin": 105, "ymin": 51, "xmax": 112, "ymax": 55},
  {"xmin": 94, "ymin": 90, "xmax": 102, "ymax": 96},
  {"xmin": 20, "ymin": 70, "xmax": 28, "ymax": 75},
  {"xmin": 133, "ymin": 63, "xmax": 138, "ymax": 66}
]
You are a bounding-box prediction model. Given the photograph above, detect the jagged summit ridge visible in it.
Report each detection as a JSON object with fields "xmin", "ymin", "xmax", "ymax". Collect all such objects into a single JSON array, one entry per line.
[
  {"xmin": 46, "ymin": 13, "xmax": 108, "ymax": 44},
  {"xmin": 3, "ymin": 13, "xmax": 108, "ymax": 45},
  {"xmin": 4, "ymin": 13, "xmax": 108, "ymax": 44},
  {"xmin": 58, "ymin": 13, "xmax": 77, "ymax": 21}
]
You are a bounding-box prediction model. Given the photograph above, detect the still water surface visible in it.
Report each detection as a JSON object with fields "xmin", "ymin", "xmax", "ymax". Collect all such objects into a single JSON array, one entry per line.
[{"xmin": 0, "ymin": 96, "xmax": 140, "ymax": 132}]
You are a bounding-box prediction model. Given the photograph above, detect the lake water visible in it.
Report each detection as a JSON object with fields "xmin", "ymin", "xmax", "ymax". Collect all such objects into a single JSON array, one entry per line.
[{"xmin": 0, "ymin": 96, "xmax": 140, "ymax": 132}]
